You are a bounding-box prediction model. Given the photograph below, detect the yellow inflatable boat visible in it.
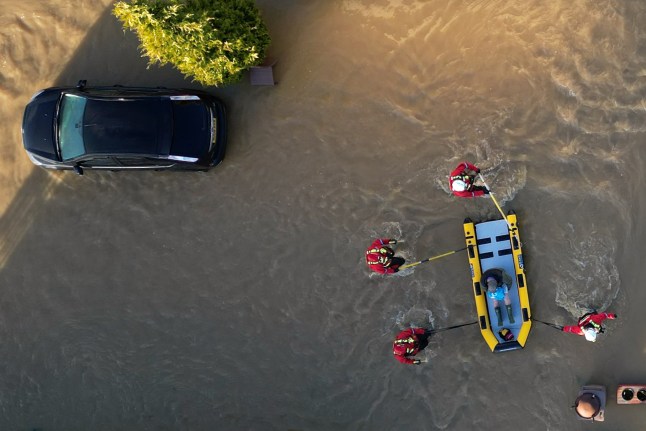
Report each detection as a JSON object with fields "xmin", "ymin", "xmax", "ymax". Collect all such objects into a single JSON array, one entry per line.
[{"xmin": 463, "ymin": 211, "xmax": 532, "ymax": 352}]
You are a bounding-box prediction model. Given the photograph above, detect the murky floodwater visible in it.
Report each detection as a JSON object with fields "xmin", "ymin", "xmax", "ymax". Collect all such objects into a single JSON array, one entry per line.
[{"xmin": 1, "ymin": 0, "xmax": 645, "ymax": 429}]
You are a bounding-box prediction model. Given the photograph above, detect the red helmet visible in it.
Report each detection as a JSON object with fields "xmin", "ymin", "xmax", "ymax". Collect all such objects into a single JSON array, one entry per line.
[{"xmin": 393, "ymin": 343, "xmax": 407, "ymax": 356}]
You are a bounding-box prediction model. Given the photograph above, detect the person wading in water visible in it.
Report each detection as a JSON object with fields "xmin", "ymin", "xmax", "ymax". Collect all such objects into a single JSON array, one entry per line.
[
  {"xmin": 365, "ymin": 238, "xmax": 405, "ymax": 274},
  {"xmin": 562, "ymin": 311, "xmax": 617, "ymax": 342},
  {"xmin": 449, "ymin": 161, "xmax": 489, "ymax": 198},
  {"xmin": 392, "ymin": 328, "xmax": 429, "ymax": 365}
]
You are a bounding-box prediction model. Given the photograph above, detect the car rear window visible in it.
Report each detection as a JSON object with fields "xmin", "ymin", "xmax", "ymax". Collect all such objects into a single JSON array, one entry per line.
[{"xmin": 169, "ymin": 99, "xmax": 210, "ymax": 158}]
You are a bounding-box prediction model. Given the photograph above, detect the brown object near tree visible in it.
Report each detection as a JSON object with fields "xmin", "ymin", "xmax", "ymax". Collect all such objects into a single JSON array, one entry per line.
[{"xmin": 250, "ymin": 59, "xmax": 278, "ymax": 85}]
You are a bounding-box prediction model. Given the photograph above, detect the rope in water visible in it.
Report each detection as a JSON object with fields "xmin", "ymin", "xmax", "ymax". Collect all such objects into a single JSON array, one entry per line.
[
  {"xmin": 531, "ymin": 318, "xmax": 564, "ymax": 331},
  {"xmin": 426, "ymin": 321, "xmax": 479, "ymax": 335}
]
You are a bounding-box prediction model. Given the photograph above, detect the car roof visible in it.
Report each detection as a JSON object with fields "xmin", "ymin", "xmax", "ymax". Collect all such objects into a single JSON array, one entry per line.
[{"xmin": 70, "ymin": 95, "xmax": 173, "ymax": 158}]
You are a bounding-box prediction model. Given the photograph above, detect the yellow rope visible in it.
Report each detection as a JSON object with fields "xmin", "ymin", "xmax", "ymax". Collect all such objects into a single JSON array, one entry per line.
[
  {"xmin": 478, "ymin": 174, "xmax": 512, "ymax": 230},
  {"xmin": 398, "ymin": 248, "xmax": 464, "ymax": 270}
]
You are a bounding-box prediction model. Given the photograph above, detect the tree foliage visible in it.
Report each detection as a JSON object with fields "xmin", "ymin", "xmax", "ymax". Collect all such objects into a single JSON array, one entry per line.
[{"xmin": 113, "ymin": 0, "xmax": 271, "ymax": 86}]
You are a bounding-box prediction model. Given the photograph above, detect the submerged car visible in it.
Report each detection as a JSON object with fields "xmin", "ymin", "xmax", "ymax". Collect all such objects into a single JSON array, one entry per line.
[{"xmin": 22, "ymin": 80, "xmax": 226, "ymax": 174}]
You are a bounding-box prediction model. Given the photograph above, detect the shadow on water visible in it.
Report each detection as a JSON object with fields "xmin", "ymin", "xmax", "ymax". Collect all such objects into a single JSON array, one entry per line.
[
  {"xmin": 1, "ymin": 4, "xmax": 200, "ymax": 270},
  {"xmin": 0, "ymin": 170, "xmax": 57, "ymax": 272}
]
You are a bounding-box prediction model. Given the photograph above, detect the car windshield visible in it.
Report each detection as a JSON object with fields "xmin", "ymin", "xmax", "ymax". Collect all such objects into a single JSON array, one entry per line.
[
  {"xmin": 58, "ymin": 94, "xmax": 87, "ymax": 160},
  {"xmin": 58, "ymin": 93, "xmax": 172, "ymax": 161}
]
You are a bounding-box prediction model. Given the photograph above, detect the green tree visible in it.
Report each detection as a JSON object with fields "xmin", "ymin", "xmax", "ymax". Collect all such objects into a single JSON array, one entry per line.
[{"xmin": 113, "ymin": 0, "xmax": 271, "ymax": 86}]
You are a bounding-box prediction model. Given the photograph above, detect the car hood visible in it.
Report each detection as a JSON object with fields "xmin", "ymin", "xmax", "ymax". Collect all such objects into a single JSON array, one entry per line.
[{"xmin": 22, "ymin": 89, "xmax": 62, "ymax": 160}]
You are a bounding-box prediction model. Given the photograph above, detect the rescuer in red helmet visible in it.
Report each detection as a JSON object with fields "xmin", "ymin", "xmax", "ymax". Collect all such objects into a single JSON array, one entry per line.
[
  {"xmin": 562, "ymin": 311, "xmax": 617, "ymax": 342},
  {"xmin": 449, "ymin": 162, "xmax": 489, "ymax": 198}
]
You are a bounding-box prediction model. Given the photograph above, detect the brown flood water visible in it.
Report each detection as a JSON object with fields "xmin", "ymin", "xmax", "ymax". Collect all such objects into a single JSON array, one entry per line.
[{"xmin": 1, "ymin": 0, "xmax": 646, "ymax": 429}]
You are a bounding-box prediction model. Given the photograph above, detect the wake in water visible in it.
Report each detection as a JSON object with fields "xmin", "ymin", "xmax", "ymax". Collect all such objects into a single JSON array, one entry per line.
[{"xmin": 554, "ymin": 225, "xmax": 620, "ymax": 317}]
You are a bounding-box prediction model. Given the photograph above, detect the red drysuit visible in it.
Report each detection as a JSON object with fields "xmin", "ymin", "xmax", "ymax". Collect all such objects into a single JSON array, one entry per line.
[
  {"xmin": 365, "ymin": 238, "xmax": 398, "ymax": 274},
  {"xmin": 562, "ymin": 312, "xmax": 617, "ymax": 336},
  {"xmin": 449, "ymin": 161, "xmax": 487, "ymax": 198},
  {"xmin": 393, "ymin": 328, "xmax": 426, "ymax": 364}
]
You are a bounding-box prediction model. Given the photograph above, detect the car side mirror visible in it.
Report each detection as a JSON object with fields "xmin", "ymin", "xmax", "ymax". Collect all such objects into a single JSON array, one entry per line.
[
  {"xmin": 73, "ymin": 165, "xmax": 84, "ymax": 176},
  {"xmin": 77, "ymin": 80, "xmax": 87, "ymax": 90}
]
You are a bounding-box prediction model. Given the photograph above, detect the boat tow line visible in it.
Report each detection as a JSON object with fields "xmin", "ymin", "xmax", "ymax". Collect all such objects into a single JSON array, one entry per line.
[
  {"xmin": 531, "ymin": 318, "xmax": 564, "ymax": 331},
  {"xmin": 426, "ymin": 321, "xmax": 479, "ymax": 335},
  {"xmin": 398, "ymin": 247, "xmax": 468, "ymax": 271},
  {"xmin": 478, "ymin": 173, "xmax": 521, "ymax": 245}
]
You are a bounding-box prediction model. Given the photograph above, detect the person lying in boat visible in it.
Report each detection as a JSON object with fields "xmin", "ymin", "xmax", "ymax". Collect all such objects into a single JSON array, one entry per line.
[
  {"xmin": 365, "ymin": 238, "xmax": 405, "ymax": 274},
  {"xmin": 449, "ymin": 161, "xmax": 489, "ymax": 198},
  {"xmin": 482, "ymin": 268, "xmax": 515, "ymax": 326},
  {"xmin": 562, "ymin": 311, "xmax": 617, "ymax": 342},
  {"xmin": 392, "ymin": 328, "xmax": 428, "ymax": 365}
]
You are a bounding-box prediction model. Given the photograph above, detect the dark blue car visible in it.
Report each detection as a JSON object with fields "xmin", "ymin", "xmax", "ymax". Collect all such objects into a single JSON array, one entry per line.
[{"xmin": 22, "ymin": 80, "xmax": 227, "ymax": 175}]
